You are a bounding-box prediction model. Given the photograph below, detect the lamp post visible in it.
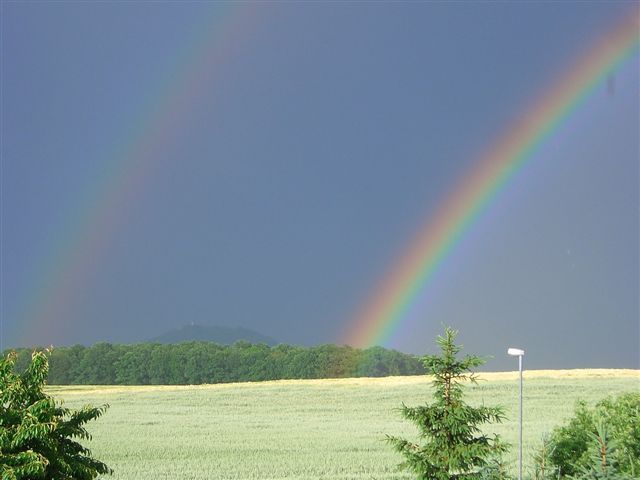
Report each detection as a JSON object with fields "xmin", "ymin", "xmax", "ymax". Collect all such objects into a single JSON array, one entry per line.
[{"xmin": 508, "ymin": 347, "xmax": 525, "ymax": 480}]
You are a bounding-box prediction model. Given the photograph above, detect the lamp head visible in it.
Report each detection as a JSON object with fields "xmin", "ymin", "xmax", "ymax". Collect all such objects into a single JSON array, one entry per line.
[{"xmin": 507, "ymin": 347, "xmax": 525, "ymax": 356}]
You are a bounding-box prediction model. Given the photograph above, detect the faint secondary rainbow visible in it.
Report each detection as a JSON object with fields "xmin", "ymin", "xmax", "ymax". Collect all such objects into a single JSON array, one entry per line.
[
  {"xmin": 343, "ymin": 13, "xmax": 639, "ymax": 348},
  {"xmin": 12, "ymin": 3, "xmax": 262, "ymax": 347}
]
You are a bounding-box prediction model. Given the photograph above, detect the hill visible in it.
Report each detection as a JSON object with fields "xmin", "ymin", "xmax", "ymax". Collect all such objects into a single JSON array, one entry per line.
[{"xmin": 148, "ymin": 324, "xmax": 278, "ymax": 345}]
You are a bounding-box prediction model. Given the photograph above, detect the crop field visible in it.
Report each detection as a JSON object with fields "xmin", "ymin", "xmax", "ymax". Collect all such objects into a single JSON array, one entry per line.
[{"xmin": 49, "ymin": 370, "xmax": 639, "ymax": 480}]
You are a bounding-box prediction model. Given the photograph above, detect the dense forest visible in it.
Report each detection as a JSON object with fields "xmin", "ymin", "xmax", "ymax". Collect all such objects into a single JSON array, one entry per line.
[{"xmin": 5, "ymin": 342, "xmax": 425, "ymax": 385}]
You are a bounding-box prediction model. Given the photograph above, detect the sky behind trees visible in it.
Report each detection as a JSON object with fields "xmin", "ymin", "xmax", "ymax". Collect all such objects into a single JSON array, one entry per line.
[{"xmin": 1, "ymin": 2, "xmax": 638, "ymax": 369}]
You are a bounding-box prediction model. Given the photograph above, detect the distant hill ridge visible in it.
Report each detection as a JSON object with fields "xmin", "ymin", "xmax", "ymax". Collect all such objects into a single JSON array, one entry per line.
[{"xmin": 148, "ymin": 324, "xmax": 278, "ymax": 346}]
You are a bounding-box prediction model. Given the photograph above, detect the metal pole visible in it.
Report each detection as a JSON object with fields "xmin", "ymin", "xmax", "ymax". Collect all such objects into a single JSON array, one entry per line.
[{"xmin": 518, "ymin": 354, "xmax": 523, "ymax": 480}]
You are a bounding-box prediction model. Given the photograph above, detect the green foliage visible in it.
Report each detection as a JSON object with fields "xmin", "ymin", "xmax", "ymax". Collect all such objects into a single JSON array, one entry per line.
[
  {"xmin": 547, "ymin": 392, "xmax": 640, "ymax": 478},
  {"xmin": 0, "ymin": 350, "xmax": 112, "ymax": 480},
  {"xmin": 479, "ymin": 456, "xmax": 512, "ymax": 480},
  {"xmin": 547, "ymin": 401, "xmax": 594, "ymax": 477},
  {"xmin": 387, "ymin": 327, "xmax": 508, "ymax": 480},
  {"xmin": 570, "ymin": 421, "xmax": 633, "ymax": 480},
  {"xmin": 531, "ymin": 434, "xmax": 558, "ymax": 480},
  {"xmin": 3, "ymin": 342, "xmax": 425, "ymax": 385}
]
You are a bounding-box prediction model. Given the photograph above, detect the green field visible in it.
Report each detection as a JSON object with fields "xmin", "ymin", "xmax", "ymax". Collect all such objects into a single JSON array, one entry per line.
[{"xmin": 49, "ymin": 370, "xmax": 639, "ymax": 479}]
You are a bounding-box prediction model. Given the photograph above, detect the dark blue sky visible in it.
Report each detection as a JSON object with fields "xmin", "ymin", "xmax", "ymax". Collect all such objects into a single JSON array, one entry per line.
[{"xmin": 1, "ymin": 2, "xmax": 638, "ymax": 369}]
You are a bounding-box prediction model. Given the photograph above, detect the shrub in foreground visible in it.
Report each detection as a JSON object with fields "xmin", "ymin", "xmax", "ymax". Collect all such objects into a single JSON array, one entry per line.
[
  {"xmin": 549, "ymin": 392, "xmax": 640, "ymax": 478},
  {"xmin": 538, "ymin": 391, "xmax": 639, "ymax": 479},
  {"xmin": 0, "ymin": 350, "xmax": 112, "ymax": 480}
]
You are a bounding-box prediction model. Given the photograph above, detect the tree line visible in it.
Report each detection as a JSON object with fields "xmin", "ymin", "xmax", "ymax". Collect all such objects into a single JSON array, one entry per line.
[{"xmin": 4, "ymin": 342, "xmax": 425, "ymax": 385}]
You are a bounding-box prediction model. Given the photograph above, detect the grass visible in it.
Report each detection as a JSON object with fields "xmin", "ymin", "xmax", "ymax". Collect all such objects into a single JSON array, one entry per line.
[{"xmin": 49, "ymin": 369, "xmax": 639, "ymax": 479}]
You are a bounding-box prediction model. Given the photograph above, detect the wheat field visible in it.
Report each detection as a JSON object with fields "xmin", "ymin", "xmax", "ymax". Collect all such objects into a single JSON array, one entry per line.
[{"xmin": 49, "ymin": 370, "xmax": 639, "ymax": 479}]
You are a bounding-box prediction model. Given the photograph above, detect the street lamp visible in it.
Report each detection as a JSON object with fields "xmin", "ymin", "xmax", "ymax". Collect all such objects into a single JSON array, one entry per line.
[{"xmin": 508, "ymin": 347, "xmax": 525, "ymax": 480}]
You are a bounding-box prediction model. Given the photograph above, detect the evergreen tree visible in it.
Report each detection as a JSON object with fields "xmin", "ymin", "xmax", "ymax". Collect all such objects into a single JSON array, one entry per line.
[
  {"xmin": 387, "ymin": 326, "xmax": 508, "ymax": 480},
  {"xmin": 0, "ymin": 350, "xmax": 112, "ymax": 479},
  {"xmin": 531, "ymin": 434, "xmax": 558, "ymax": 480},
  {"xmin": 572, "ymin": 421, "xmax": 634, "ymax": 480}
]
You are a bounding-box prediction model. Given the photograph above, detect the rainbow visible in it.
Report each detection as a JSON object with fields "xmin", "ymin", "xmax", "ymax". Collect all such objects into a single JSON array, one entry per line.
[
  {"xmin": 12, "ymin": 3, "xmax": 262, "ymax": 347},
  {"xmin": 343, "ymin": 13, "xmax": 639, "ymax": 348}
]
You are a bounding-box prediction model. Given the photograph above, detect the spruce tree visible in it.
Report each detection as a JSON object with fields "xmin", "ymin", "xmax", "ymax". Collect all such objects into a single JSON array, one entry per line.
[
  {"xmin": 573, "ymin": 421, "xmax": 634, "ymax": 480},
  {"xmin": 387, "ymin": 326, "xmax": 508, "ymax": 480}
]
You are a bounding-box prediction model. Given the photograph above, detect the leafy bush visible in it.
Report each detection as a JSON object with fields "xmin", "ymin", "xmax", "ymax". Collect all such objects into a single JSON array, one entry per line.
[
  {"xmin": 0, "ymin": 350, "xmax": 112, "ymax": 480},
  {"xmin": 545, "ymin": 392, "xmax": 640, "ymax": 478},
  {"xmin": 571, "ymin": 420, "xmax": 633, "ymax": 480},
  {"xmin": 387, "ymin": 326, "xmax": 508, "ymax": 480}
]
